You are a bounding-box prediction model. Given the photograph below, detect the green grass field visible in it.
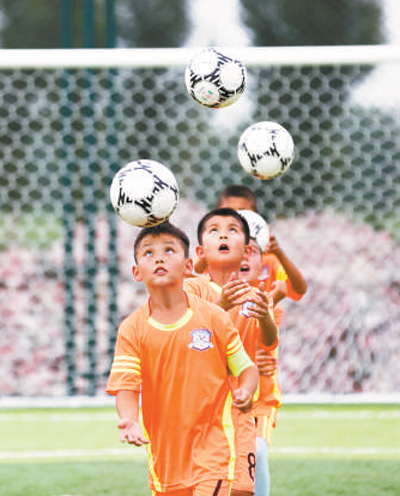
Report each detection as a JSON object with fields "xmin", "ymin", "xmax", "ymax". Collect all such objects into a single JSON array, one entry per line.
[{"xmin": 1, "ymin": 404, "xmax": 399, "ymax": 496}]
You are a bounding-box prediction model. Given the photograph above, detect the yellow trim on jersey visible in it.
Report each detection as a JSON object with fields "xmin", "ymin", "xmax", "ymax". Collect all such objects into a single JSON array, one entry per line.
[
  {"xmin": 110, "ymin": 356, "xmax": 141, "ymax": 375},
  {"xmin": 144, "ymin": 426, "xmax": 162, "ymax": 492},
  {"xmin": 227, "ymin": 345, "xmax": 254, "ymax": 377},
  {"xmin": 222, "ymin": 391, "xmax": 236, "ymax": 480},
  {"xmin": 147, "ymin": 308, "xmax": 194, "ymax": 331},
  {"xmin": 276, "ymin": 266, "xmax": 288, "ymax": 281},
  {"xmin": 226, "ymin": 335, "xmax": 243, "ymax": 356}
]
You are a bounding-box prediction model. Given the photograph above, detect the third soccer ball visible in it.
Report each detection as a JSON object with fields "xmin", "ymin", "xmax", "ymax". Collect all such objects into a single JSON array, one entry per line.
[
  {"xmin": 185, "ymin": 48, "xmax": 246, "ymax": 109},
  {"xmin": 238, "ymin": 121, "xmax": 295, "ymax": 180},
  {"xmin": 109, "ymin": 159, "xmax": 179, "ymax": 227}
]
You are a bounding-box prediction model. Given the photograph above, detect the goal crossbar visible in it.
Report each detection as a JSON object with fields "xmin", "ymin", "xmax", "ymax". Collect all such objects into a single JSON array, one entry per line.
[{"xmin": 0, "ymin": 45, "xmax": 400, "ymax": 69}]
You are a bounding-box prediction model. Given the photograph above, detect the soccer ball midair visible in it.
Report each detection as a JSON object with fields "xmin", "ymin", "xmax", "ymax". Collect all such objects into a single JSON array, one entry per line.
[
  {"xmin": 110, "ymin": 159, "xmax": 179, "ymax": 227},
  {"xmin": 238, "ymin": 210, "xmax": 270, "ymax": 252},
  {"xmin": 185, "ymin": 48, "xmax": 246, "ymax": 108},
  {"xmin": 238, "ymin": 121, "xmax": 295, "ymax": 180}
]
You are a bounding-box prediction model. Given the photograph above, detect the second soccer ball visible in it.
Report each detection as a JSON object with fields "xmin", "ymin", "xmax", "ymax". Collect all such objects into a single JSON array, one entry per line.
[{"xmin": 238, "ymin": 121, "xmax": 295, "ymax": 180}]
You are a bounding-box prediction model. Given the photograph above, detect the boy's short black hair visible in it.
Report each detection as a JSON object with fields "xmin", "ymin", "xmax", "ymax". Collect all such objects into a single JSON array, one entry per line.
[
  {"xmin": 216, "ymin": 184, "xmax": 258, "ymax": 211},
  {"xmin": 197, "ymin": 208, "xmax": 250, "ymax": 245},
  {"xmin": 134, "ymin": 221, "xmax": 190, "ymax": 262}
]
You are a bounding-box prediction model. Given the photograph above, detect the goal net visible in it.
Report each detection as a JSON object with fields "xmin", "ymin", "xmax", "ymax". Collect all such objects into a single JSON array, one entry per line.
[{"xmin": 0, "ymin": 46, "xmax": 399, "ymax": 399}]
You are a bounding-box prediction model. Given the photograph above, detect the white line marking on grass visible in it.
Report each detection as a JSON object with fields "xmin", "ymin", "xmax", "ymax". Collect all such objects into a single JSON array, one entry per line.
[
  {"xmin": 0, "ymin": 413, "xmax": 117, "ymax": 422},
  {"xmin": 1, "ymin": 410, "xmax": 399, "ymax": 423},
  {"xmin": 270, "ymin": 447, "xmax": 400, "ymax": 455},
  {"xmin": 279, "ymin": 410, "xmax": 400, "ymax": 420},
  {"xmin": 1, "ymin": 446, "xmax": 399, "ymax": 461},
  {"xmin": 0, "ymin": 448, "xmax": 146, "ymax": 460}
]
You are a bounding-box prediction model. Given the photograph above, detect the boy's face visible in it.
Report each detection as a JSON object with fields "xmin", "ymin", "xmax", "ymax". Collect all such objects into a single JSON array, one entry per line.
[
  {"xmin": 239, "ymin": 239, "xmax": 263, "ymax": 285},
  {"xmin": 133, "ymin": 234, "xmax": 193, "ymax": 287},
  {"xmin": 197, "ymin": 215, "xmax": 249, "ymax": 267},
  {"xmin": 219, "ymin": 196, "xmax": 255, "ymax": 212}
]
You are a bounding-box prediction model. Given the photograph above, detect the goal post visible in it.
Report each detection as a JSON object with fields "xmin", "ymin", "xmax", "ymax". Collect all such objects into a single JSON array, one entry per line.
[
  {"xmin": 1, "ymin": 44, "xmax": 400, "ymax": 68},
  {"xmin": 0, "ymin": 45, "xmax": 399, "ymax": 400}
]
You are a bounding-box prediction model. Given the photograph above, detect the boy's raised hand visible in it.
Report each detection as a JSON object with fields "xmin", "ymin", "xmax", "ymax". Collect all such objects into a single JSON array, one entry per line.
[
  {"xmin": 216, "ymin": 272, "xmax": 250, "ymax": 311},
  {"xmin": 245, "ymin": 281, "xmax": 272, "ymax": 321},
  {"xmin": 266, "ymin": 233, "xmax": 283, "ymax": 257},
  {"xmin": 118, "ymin": 418, "xmax": 150, "ymax": 446},
  {"xmin": 245, "ymin": 281, "xmax": 278, "ymax": 347}
]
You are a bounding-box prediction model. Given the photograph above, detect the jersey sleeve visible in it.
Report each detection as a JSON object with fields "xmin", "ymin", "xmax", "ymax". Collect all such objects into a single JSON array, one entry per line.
[
  {"xmin": 226, "ymin": 334, "xmax": 254, "ymax": 377},
  {"xmin": 106, "ymin": 317, "xmax": 142, "ymax": 396},
  {"xmin": 211, "ymin": 306, "xmax": 255, "ymax": 377}
]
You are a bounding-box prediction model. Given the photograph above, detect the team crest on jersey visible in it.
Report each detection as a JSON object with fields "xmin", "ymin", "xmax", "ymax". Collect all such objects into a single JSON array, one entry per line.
[
  {"xmin": 240, "ymin": 301, "xmax": 256, "ymax": 318},
  {"xmin": 188, "ymin": 328, "xmax": 214, "ymax": 351}
]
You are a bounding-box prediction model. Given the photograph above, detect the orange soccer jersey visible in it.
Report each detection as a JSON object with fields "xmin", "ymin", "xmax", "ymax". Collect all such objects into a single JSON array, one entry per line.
[
  {"xmin": 183, "ymin": 275, "xmax": 278, "ymax": 491},
  {"xmin": 106, "ymin": 293, "xmax": 252, "ymax": 493},
  {"xmin": 184, "ymin": 275, "xmax": 282, "ymax": 438},
  {"xmin": 183, "ymin": 275, "xmax": 278, "ymax": 361},
  {"xmin": 261, "ymin": 252, "xmax": 303, "ymax": 304},
  {"xmin": 255, "ymin": 252, "xmax": 304, "ymax": 419}
]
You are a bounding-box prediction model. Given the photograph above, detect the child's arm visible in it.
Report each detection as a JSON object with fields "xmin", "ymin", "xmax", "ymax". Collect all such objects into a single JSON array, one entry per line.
[
  {"xmin": 267, "ymin": 234, "xmax": 307, "ymax": 295},
  {"xmin": 232, "ymin": 363, "xmax": 259, "ymax": 413},
  {"xmin": 269, "ymin": 279, "xmax": 287, "ymax": 306},
  {"xmin": 256, "ymin": 349, "xmax": 278, "ymax": 376},
  {"xmin": 116, "ymin": 390, "xmax": 149, "ymax": 446},
  {"xmin": 246, "ymin": 282, "xmax": 278, "ymax": 347}
]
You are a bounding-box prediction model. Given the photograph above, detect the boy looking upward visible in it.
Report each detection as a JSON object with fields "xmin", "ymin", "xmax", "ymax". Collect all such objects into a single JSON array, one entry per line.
[
  {"xmin": 107, "ymin": 222, "xmax": 259, "ymax": 496},
  {"xmin": 184, "ymin": 208, "xmax": 278, "ymax": 496},
  {"xmin": 238, "ymin": 210, "xmax": 284, "ymax": 496},
  {"xmin": 216, "ymin": 184, "xmax": 307, "ymax": 304}
]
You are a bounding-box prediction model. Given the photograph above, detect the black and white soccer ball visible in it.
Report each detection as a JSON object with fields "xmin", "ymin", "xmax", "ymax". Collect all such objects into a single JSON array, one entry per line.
[
  {"xmin": 110, "ymin": 159, "xmax": 179, "ymax": 227},
  {"xmin": 185, "ymin": 48, "xmax": 246, "ymax": 108},
  {"xmin": 238, "ymin": 121, "xmax": 295, "ymax": 180},
  {"xmin": 238, "ymin": 210, "xmax": 270, "ymax": 252}
]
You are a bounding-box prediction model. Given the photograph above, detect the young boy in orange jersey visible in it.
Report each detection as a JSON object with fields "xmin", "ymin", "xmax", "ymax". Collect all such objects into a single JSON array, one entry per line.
[
  {"xmin": 196, "ymin": 186, "xmax": 307, "ymax": 496},
  {"xmin": 237, "ymin": 209, "xmax": 284, "ymax": 496},
  {"xmin": 216, "ymin": 184, "xmax": 307, "ymax": 304},
  {"xmin": 184, "ymin": 208, "xmax": 278, "ymax": 496},
  {"xmin": 106, "ymin": 221, "xmax": 259, "ymax": 496}
]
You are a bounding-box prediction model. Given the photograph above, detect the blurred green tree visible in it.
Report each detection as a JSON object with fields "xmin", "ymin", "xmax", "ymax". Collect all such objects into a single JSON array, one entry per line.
[
  {"xmin": 0, "ymin": 0, "xmax": 189, "ymax": 48},
  {"xmin": 117, "ymin": 0, "xmax": 189, "ymax": 47},
  {"xmin": 239, "ymin": 0, "xmax": 384, "ymax": 46}
]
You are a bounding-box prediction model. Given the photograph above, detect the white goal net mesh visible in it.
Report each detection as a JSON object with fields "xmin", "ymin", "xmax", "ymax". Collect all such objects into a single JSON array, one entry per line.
[{"xmin": 0, "ymin": 47, "xmax": 399, "ymax": 397}]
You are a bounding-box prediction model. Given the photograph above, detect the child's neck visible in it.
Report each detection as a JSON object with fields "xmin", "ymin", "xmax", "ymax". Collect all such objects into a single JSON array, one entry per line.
[
  {"xmin": 148, "ymin": 286, "xmax": 189, "ymax": 325},
  {"xmin": 208, "ymin": 262, "xmax": 241, "ymax": 287}
]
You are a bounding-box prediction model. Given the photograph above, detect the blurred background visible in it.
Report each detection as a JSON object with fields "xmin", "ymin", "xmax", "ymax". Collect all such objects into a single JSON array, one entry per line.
[{"xmin": 0, "ymin": 0, "xmax": 399, "ymax": 399}]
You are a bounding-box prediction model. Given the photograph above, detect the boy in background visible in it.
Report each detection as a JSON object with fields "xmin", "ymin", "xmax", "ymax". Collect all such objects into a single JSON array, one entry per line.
[
  {"xmin": 107, "ymin": 221, "xmax": 259, "ymax": 496},
  {"xmin": 237, "ymin": 210, "xmax": 283, "ymax": 496},
  {"xmin": 216, "ymin": 184, "xmax": 307, "ymax": 304},
  {"xmin": 184, "ymin": 208, "xmax": 278, "ymax": 496},
  {"xmin": 215, "ymin": 185, "xmax": 307, "ymax": 496}
]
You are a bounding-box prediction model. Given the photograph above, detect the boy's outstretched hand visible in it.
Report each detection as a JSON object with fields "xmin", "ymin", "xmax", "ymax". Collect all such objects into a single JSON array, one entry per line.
[
  {"xmin": 216, "ymin": 272, "xmax": 250, "ymax": 311},
  {"xmin": 118, "ymin": 418, "xmax": 150, "ymax": 446},
  {"xmin": 232, "ymin": 387, "xmax": 253, "ymax": 413}
]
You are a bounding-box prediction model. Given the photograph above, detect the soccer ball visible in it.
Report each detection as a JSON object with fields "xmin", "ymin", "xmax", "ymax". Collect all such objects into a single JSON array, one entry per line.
[
  {"xmin": 238, "ymin": 121, "xmax": 295, "ymax": 180},
  {"xmin": 109, "ymin": 159, "xmax": 179, "ymax": 227},
  {"xmin": 238, "ymin": 210, "xmax": 270, "ymax": 252},
  {"xmin": 185, "ymin": 48, "xmax": 246, "ymax": 108}
]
